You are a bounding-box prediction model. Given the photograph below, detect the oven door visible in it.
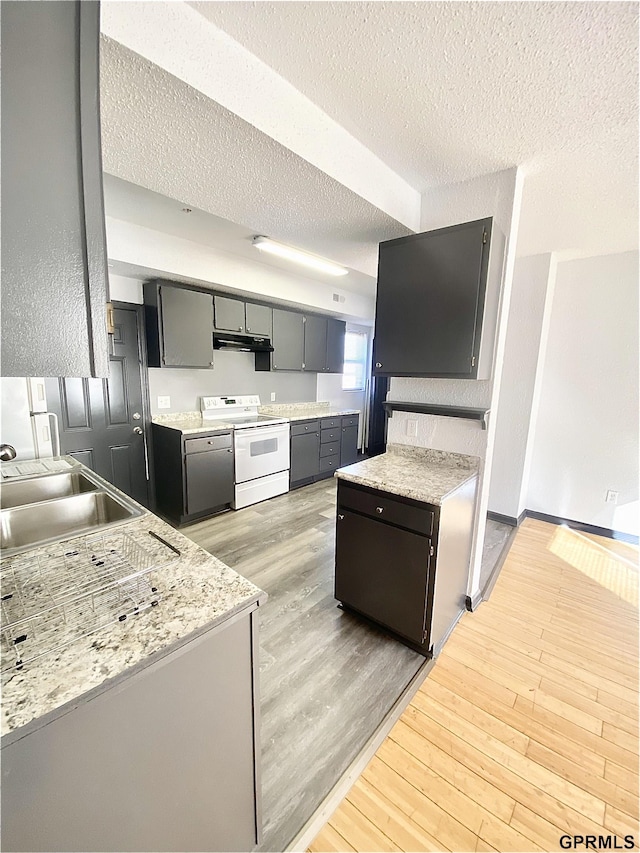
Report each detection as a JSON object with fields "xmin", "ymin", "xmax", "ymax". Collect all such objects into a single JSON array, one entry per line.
[{"xmin": 234, "ymin": 423, "xmax": 290, "ymax": 484}]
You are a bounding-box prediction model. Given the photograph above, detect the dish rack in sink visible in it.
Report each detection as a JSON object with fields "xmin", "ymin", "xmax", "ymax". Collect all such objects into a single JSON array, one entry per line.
[{"xmin": 1, "ymin": 528, "xmax": 180, "ymax": 672}]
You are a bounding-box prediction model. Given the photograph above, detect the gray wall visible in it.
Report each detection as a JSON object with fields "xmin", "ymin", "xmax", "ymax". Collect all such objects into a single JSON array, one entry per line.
[{"xmin": 148, "ymin": 350, "xmax": 317, "ymax": 414}]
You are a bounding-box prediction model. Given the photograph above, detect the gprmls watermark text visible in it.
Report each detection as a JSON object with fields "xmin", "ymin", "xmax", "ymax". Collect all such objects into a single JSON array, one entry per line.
[{"xmin": 560, "ymin": 836, "xmax": 636, "ymax": 850}]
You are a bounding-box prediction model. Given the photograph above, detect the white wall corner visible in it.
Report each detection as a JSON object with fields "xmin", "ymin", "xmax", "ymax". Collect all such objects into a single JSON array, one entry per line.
[
  {"xmin": 466, "ymin": 167, "xmax": 525, "ymax": 598},
  {"xmin": 517, "ymin": 254, "xmax": 558, "ymax": 515}
]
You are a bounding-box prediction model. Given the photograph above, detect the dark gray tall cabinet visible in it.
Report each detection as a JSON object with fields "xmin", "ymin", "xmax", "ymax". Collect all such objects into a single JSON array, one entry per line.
[
  {"xmin": 1, "ymin": 0, "xmax": 110, "ymax": 378},
  {"xmin": 304, "ymin": 315, "xmax": 328, "ymax": 372}
]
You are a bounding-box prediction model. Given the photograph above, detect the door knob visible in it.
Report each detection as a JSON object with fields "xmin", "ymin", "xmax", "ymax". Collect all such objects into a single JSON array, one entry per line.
[{"xmin": 133, "ymin": 427, "xmax": 143, "ymax": 435}]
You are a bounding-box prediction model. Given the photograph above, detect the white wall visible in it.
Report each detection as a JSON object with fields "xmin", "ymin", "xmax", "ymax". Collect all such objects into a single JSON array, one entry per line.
[
  {"xmin": 387, "ymin": 167, "xmax": 524, "ymax": 596},
  {"xmin": 105, "ymin": 217, "xmax": 375, "ymax": 322},
  {"xmin": 148, "ymin": 352, "xmax": 317, "ymax": 415},
  {"xmin": 489, "ymin": 254, "xmax": 556, "ymax": 518},
  {"xmin": 109, "ymin": 272, "xmax": 143, "ymax": 304},
  {"xmin": 527, "ymin": 251, "xmax": 639, "ymax": 537}
]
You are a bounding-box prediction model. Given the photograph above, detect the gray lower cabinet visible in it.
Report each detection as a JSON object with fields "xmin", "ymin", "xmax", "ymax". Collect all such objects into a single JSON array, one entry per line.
[
  {"xmin": 152, "ymin": 424, "xmax": 234, "ymax": 524},
  {"xmin": 1, "ymin": 0, "xmax": 109, "ymax": 378},
  {"xmin": 334, "ymin": 475, "xmax": 477, "ymax": 657},
  {"xmin": 1, "ymin": 607, "xmax": 263, "ymax": 852},
  {"xmin": 290, "ymin": 415, "xmax": 359, "ymax": 488},
  {"xmin": 144, "ymin": 283, "xmax": 214, "ymax": 369},
  {"xmin": 271, "ymin": 309, "xmax": 304, "ymax": 370},
  {"xmin": 290, "ymin": 422, "xmax": 320, "ymax": 487}
]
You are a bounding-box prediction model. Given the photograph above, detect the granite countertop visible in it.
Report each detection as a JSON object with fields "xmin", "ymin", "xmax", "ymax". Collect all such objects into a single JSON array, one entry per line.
[
  {"xmin": 152, "ymin": 413, "xmax": 236, "ymax": 435},
  {"xmin": 335, "ymin": 444, "xmax": 479, "ymax": 505},
  {"xmin": 152, "ymin": 403, "xmax": 360, "ymax": 433},
  {"xmin": 258, "ymin": 402, "xmax": 360, "ymax": 422},
  {"xmin": 1, "ymin": 464, "xmax": 265, "ymax": 737}
]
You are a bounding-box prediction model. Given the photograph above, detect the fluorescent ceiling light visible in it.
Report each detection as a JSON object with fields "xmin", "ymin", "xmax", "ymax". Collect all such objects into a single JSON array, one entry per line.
[{"xmin": 253, "ymin": 236, "xmax": 348, "ymax": 277}]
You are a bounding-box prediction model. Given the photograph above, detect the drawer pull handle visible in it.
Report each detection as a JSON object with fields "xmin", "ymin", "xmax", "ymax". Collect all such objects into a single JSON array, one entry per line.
[
  {"xmin": 376, "ymin": 506, "xmax": 384, "ymax": 514},
  {"xmin": 338, "ymin": 514, "xmax": 344, "ymax": 520}
]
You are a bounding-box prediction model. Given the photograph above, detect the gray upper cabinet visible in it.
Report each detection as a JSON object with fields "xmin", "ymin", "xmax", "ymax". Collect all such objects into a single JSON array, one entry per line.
[
  {"xmin": 373, "ymin": 219, "xmax": 492, "ymax": 379},
  {"xmin": 303, "ymin": 316, "xmax": 328, "ymax": 372},
  {"xmin": 272, "ymin": 309, "xmax": 304, "ymax": 371},
  {"xmin": 1, "ymin": 0, "xmax": 109, "ymax": 378},
  {"xmin": 144, "ymin": 282, "xmax": 214, "ymax": 369},
  {"xmin": 245, "ymin": 302, "xmax": 272, "ymax": 337},
  {"xmin": 214, "ymin": 296, "xmax": 273, "ymax": 337},
  {"xmin": 214, "ymin": 296, "xmax": 246, "ymax": 333},
  {"xmin": 326, "ymin": 318, "xmax": 346, "ymax": 374}
]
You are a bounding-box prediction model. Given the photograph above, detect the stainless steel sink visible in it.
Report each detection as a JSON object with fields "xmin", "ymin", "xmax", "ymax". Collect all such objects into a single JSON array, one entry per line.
[
  {"xmin": 0, "ymin": 471, "xmax": 99, "ymax": 509},
  {"xmin": 1, "ymin": 480, "xmax": 144, "ymax": 556}
]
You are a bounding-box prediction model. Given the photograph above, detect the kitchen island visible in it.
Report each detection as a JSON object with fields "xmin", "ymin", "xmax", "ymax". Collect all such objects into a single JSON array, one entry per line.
[
  {"xmin": 1, "ymin": 460, "xmax": 266, "ymax": 852},
  {"xmin": 334, "ymin": 444, "xmax": 479, "ymax": 657}
]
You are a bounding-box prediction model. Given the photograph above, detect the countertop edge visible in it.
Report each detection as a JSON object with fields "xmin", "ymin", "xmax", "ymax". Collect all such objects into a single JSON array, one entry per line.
[
  {"xmin": 334, "ymin": 466, "xmax": 478, "ymax": 506},
  {"xmin": 2, "ymin": 590, "xmax": 267, "ymax": 746}
]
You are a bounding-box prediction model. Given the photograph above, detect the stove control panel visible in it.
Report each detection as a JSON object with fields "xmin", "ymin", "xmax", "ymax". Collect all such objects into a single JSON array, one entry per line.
[{"xmin": 201, "ymin": 395, "xmax": 261, "ymax": 411}]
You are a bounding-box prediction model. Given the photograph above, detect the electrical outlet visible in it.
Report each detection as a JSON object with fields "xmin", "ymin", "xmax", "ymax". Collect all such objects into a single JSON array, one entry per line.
[
  {"xmin": 270, "ymin": 392, "xmax": 276, "ymax": 402},
  {"xmin": 406, "ymin": 419, "xmax": 418, "ymax": 437},
  {"xmin": 605, "ymin": 490, "xmax": 619, "ymax": 504},
  {"xmin": 157, "ymin": 396, "xmax": 171, "ymax": 410}
]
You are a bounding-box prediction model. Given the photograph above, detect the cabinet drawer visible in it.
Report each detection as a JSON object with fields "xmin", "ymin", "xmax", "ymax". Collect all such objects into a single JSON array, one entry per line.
[
  {"xmin": 338, "ymin": 483, "xmax": 433, "ymax": 536},
  {"xmin": 319, "ymin": 453, "xmax": 340, "ymax": 473},
  {"xmin": 184, "ymin": 433, "xmax": 232, "ymax": 454},
  {"xmin": 320, "ymin": 417, "xmax": 341, "ymax": 430},
  {"xmin": 320, "ymin": 443, "xmax": 339, "ymax": 458},
  {"xmin": 290, "ymin": 419, "xmax": 320, "ymax": 436},
  {"xmin": 321, "ymin": 428, "xmax": 340, "ymax": 443},
  {"xmin": 341, "ymin": 415, "xmax": 359, "ymax": 428}
]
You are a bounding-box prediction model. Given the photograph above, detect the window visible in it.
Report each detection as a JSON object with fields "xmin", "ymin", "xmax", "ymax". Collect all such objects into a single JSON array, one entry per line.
[{"xmin": 342, "ymin": 331, "xmax": 368, "ymax": 391}]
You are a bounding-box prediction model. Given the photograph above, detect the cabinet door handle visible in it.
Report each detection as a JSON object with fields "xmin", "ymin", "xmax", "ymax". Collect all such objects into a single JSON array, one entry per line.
[
  {"xmin": 376, "ymin": 506, "xmax": 384, "ymax": 514},
  {"xmin": 375, "ymin": 362, "xmax": 382, "ymax": 368},
  {"xmin": 338, "ymin": 514, "xmax": 344, "ymax": 520},
  {"xmin": 238, "ymin": 326, "xmax": 243, "ymax": 331}
]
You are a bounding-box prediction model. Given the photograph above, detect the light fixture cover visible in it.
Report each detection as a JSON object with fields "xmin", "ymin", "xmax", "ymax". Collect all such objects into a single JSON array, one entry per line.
[{"xmin": 252, "ymin": 236, "xmax": 348, "ymax": 277}]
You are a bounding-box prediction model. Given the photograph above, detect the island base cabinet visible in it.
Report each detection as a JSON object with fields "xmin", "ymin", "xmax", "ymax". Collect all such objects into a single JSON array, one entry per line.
[
  {"xmin": 1, "ymin": 609, "xmax": 262, "ymax": 853},
  {"xmin": 335, "ymin": 510, "xmax": 432, "ymax": 647}
]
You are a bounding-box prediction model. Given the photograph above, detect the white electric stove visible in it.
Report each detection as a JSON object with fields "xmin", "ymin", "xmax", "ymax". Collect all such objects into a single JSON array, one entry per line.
[{"xmin": 201, "ymin": 396, "xmax": 290, "ymax": 509}]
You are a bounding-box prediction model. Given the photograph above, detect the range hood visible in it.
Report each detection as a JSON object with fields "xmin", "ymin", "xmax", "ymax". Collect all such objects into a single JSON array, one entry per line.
[{"xmin": 213, "ymin": 332, "xmax": 274, "ymax": 353}]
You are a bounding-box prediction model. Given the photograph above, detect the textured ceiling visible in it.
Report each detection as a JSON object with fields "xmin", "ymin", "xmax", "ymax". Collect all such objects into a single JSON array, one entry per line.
[
  {"xmin": 99, "ymin": 36, "xmax": 410, "ymax": 279},
  {"xmin": 190, "ymin": 0, "xmax": 638, "ymax": 258},
  {"xmin": 100, "ymin": 1, "xmax": 638, "ymax": 265}
]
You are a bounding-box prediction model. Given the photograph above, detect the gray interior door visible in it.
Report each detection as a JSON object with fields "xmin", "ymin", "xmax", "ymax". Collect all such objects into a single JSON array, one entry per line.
[{"xmin": 45, "ymin": 306, "xmax": 150, "ymax": 506}]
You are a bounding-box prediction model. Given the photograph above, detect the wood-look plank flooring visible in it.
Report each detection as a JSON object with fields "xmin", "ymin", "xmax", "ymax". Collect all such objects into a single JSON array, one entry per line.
[
  {"xmin": 309, "ymin": 519, "xmax": 639, "ymax": 852},
  {"xmin": 184, "ymin": 480, "xmax": 425, "ymax": 851}
]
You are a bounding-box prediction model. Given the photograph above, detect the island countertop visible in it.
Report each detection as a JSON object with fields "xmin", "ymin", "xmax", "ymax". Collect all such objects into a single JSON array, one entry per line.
[
  {"xmin": 1, "ymin": 464, "xmax": 265, "ymax": 737},
  {"xmin": 335, "ymin": 444, "xmax": 479, "ymax": 505}
]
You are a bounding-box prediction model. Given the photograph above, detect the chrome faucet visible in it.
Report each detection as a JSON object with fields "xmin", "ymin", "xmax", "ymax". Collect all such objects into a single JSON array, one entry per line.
[{"xmin": 0, "ymin": 444, "xmax": 17, "ymax": 462}]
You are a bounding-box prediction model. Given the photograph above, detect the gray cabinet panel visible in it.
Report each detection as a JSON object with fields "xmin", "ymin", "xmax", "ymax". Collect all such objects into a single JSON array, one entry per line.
[
  {"xmin": 214, "ymin": 295, "xmax": 246, "ymax": 333},
  {"xmin": 326, "ymin": 319, "xmax": 346, "ymax": 374},
  {"xmin": 304, "ymin": 315, "xmax": 327, "ymax": 372},
  {"xmin": 335, "ymin": 509, "xmax": 431, "ymax": 645},
  {"xmin": 1, "ymin": 0, "xmax": 109, "ymax": 378},
  {"xmin": 245, "ymin": 302, "xmax": 272, "ymax": 337},
  {"xmin": 1, "ymin": 614, "xmax": 262, "ymax": 852},
  {"xmin": 290, "ymin": 431, "xmax": 320, "ymax": 484},
  {"xmin": 340, "ymin": 424, "xmax": 358, "ymax": 466},
  {"xmin": 373, "ymin": 219, "xmax": 491, "ymax": 378},
  {"xmin": 272, "ymin": 309, "xmax": 304, "ymax": 371},
  {"xmin": 186, "ymin": 447, "xmax": 234, "ymax": 516},
  {"xmin": 161, "ymin": 287, "xmax": 213, "ymax": 368}
]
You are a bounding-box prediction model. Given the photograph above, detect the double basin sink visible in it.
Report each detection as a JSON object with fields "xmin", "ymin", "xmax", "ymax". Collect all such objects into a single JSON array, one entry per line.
[{"xmin": 1, "ymin": 467, "xmax": 144, "ymax": 555}]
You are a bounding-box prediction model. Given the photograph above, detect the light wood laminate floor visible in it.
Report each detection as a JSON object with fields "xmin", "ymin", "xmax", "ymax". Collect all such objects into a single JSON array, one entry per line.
[{"xmin": 309, "ymin": 518, "xmax": 639, "ymax": 852}]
